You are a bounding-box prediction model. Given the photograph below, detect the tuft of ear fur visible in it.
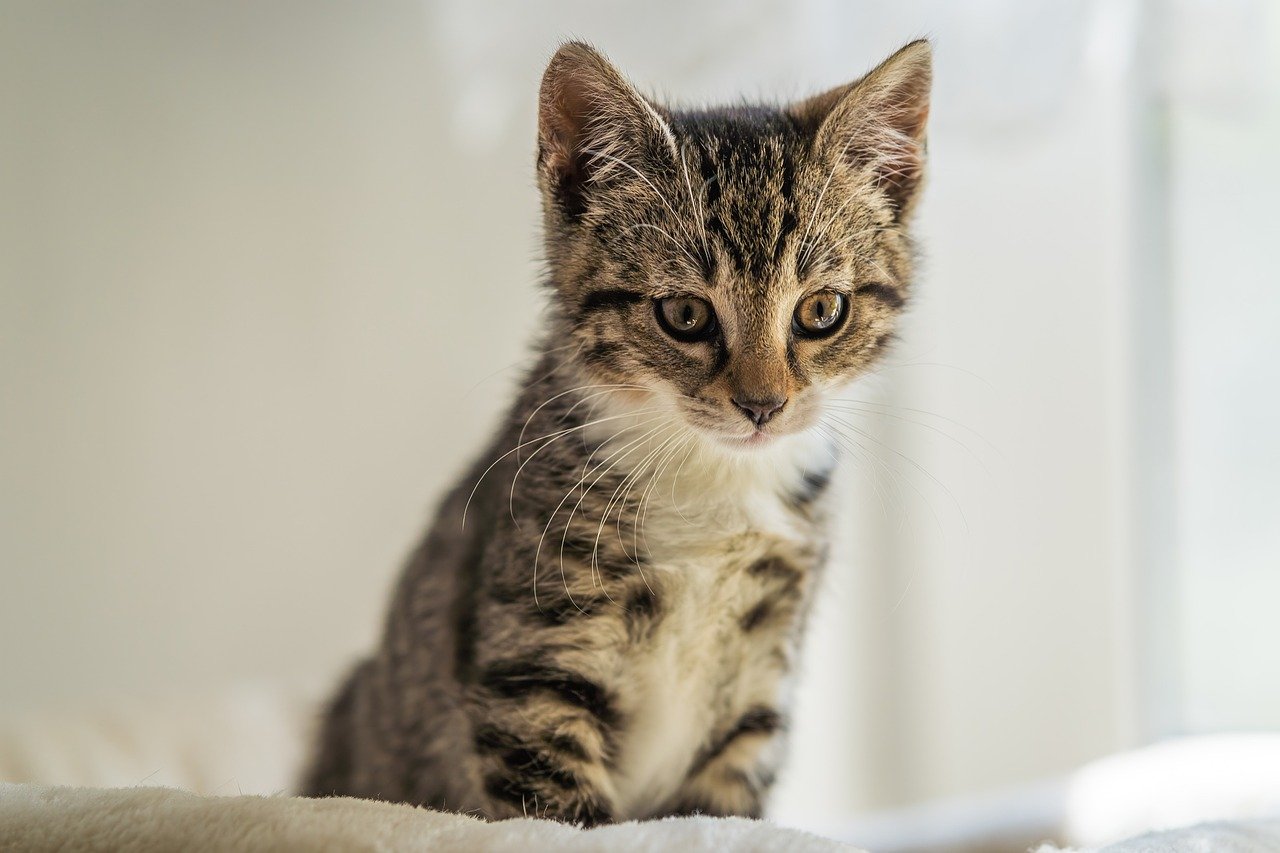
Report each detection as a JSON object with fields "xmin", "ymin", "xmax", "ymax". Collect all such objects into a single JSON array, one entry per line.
[
  {"xmin": 791, "ymin": 39, "xmax": 932, "ymax": 221},
  {"xmin": 537, "ymin": 42, "xmax": 677, "ymax": 220}
]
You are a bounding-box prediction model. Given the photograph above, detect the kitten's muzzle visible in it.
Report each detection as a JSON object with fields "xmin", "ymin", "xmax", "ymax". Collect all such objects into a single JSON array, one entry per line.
[{"xmin": 732, "ymin": 395, "xmax": 787, "ymax": 427}]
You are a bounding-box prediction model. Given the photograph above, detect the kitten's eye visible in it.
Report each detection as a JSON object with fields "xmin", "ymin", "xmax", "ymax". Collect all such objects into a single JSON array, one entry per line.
[
  {"xmin": 655, "ymin": 296, "xmax": 717, "ymax": 342},
  {"xmin": 793, "ymin": 290, "xmax": 847, "ymax": 338}
]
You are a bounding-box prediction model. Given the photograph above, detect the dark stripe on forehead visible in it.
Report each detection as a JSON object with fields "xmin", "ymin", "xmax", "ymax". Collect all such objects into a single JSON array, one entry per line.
[
  {"xmin": 705, "ymin": 144, "xmax": 791, "ymax": 277},
  {"xmin": 779, "ymin": 146, "xmax": 795, "ymax": 205},
  {"xmin": 669, "ymin": 108, "xmax": 808, "ymax": 281},
  {"xmin": 697, "ymin": 135, "xmax": 752, "ymax": 276},
  {"xmin": 775, "ymin": 148, "xmax": 797, "ymax": 262},
  {"xmin": 696, "ymin": 145, "xmax": 722, "ymax": 280},
  {"xmin": 706, "ymin": 214, "xmax": 745, "ymax": 274},
  {"xmin": 774, "ymin": 211, "xmax": 797, "ymax": 264},
  {"xmin": 698, "ymin": 145, "xmax": 721, "ymax": 205}
]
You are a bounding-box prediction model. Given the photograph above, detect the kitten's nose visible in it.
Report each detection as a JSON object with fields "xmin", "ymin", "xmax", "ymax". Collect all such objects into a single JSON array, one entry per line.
[{"xmin": 732, "ymin": 395, "xmax": 787, "ymax": 427}]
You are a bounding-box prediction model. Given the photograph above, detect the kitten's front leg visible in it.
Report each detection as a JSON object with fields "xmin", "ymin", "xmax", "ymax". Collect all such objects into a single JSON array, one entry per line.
[
  {"xmin": 468, "ymin": 657, "xmax": 621, "ymax": 825},
  {"xmin": 662, "ymin": 706, "xmax": 785, "ymax": 819}
]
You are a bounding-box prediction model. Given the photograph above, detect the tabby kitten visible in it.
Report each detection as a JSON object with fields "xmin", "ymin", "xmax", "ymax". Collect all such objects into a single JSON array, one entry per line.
[{"xmin": 302, "ymin": 39, "xmax": 931, "ymax": 823}]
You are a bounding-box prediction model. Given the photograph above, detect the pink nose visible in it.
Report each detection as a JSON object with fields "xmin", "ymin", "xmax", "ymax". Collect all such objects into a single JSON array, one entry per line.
[{"xmin": 732, "ymin": 395, "xmax": 786, "ymax": 427}]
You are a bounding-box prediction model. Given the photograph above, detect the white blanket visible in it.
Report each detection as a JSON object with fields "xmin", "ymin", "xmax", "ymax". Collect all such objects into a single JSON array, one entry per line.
[
  {"xmin": 5, "ymin": 783, "xmax": 1280, "ymax": 851},
  {"xmin": 1038, "ymin": 819, "xmax": 1280, "ymax": 853},
  {"xmin": 0, "ymin": 783, "xmax": 857, "ymax": 852}
]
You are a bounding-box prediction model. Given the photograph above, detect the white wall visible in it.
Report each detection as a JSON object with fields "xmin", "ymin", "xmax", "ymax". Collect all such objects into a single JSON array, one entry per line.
[
  {"xmin": 1169, "ymin": 1, "xmax": 1280, "ymax": 734},
  {"xmin": 810, "ymin": 2, "xmax": 1143, "ymax": 808},
  {"xmin": 1, "ymin": 1, "xmax": 540, "ymax": 709},
  {"xmin": 2, "ymin": 0, "xmax": 1212, "ymax": 823}
]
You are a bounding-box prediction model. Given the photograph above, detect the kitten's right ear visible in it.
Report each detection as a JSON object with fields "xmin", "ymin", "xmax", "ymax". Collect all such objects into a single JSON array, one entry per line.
[
  {"xmin": 537, "ymin": 42, "xmax": 675, "ymax": 219},
  {"xmin": 791, "ymin": 40, "xmax": 932, "ymax": 222}
]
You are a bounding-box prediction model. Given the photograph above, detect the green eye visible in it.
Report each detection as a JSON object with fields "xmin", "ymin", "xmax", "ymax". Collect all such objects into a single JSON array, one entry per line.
[
  {"xmin": 655, "ymin": 296, "xmax": 717, "ymax": 342},
  {"xmin": 793, "ymin": 290, "xmax": 847, "ymax": 337}
]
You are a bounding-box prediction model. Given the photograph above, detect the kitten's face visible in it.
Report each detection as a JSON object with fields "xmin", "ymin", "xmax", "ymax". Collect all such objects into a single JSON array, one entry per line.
[{"xmin": 537, "ymin": 43, "xmax": 930, "ymax": 450}]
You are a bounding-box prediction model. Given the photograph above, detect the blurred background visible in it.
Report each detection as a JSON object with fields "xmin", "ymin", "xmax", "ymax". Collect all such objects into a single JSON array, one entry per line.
[{"xmin": 2, "ymin": 0, "xmax": 1277, "ymax": 848}]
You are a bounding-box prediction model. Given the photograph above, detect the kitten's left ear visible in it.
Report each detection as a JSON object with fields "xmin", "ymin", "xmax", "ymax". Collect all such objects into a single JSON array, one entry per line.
[
  {"xmin": 537, "ymin": 42, "xmax": 677, "ymax": 219},
  {"xmin": 792, "ymin": 40, "xmax": 932, "ymax": 221}
]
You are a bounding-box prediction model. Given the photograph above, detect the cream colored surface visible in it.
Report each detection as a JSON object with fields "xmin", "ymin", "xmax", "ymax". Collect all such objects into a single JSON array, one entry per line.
[{"xmin": 0, "ymin": 783, "xmax": 856, "ymax": 852}]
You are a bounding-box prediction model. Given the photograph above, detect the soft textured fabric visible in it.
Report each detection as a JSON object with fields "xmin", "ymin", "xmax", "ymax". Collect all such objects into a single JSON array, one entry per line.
[
  {"xmin": 6, "ymin": 784, "xmax": 1280, "ymax": 852},
  {"xmin": 1060, "ymin": 734, "xmax": 1280, "ymax": 847},
  {"xmin": 1033, "ymin": 819, "xmax": 1280, "ymax": 853},
  {"xmin": 0, "ymin": 783, "xmax": 857, "ymax": 852}
]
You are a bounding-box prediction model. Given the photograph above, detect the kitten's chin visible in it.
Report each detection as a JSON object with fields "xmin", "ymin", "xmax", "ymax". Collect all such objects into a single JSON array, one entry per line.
[
  {"xmin": 713, "ymin": 431, "xmax": 777, "ymax": 450},
  {"xmin": 702, "ymin": 425, "xmax": 819, "ymax": 454}
]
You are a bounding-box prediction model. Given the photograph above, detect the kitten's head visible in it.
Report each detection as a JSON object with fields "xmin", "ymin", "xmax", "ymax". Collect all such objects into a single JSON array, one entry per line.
[{"xmin": 536, "ymin": 41, "xmax": 930, "ymax": 450}]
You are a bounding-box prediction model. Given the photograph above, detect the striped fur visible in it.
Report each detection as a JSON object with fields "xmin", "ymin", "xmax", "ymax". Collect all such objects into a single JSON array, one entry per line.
[{"xmin": 301, "ymin": 40, "xmax": 930, "ymax": 822}]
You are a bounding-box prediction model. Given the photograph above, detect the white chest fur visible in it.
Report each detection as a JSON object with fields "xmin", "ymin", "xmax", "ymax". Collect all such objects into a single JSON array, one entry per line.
[{"xmin": 606, "ymin": 431, "xmax": 831, "ymax": 818}]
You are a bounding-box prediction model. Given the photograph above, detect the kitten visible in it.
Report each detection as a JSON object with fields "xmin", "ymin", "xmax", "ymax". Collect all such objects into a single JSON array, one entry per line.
[{"xmin": 302, "ymin": 39, "xmax": 930, "ymax": 824}]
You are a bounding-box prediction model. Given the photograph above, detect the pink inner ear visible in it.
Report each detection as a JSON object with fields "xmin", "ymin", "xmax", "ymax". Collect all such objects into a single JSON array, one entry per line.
[
  {"xmin": 546, "ymin": 84, "xmax": 590, "ymax": 153},
  {"xmin": 539, "ymin": 57, "xmax": 624, "ymax": 194},
  {"xmin": 536, "ymin": 50, "xmax": 676, "ymax": 220},
  {"xmin": 887, "ymin": 90, "xmax": 930, "ymax": 144},
  {"xmin": 539, "ymin": 89, "xmax": 584, "ymax": 177},
  {"xmin": 852, "ymin": 94, "xmax": 928, "ymax": 172},
  {"xmin": 830, "ymin": 57, "xmax": 931, "ymax": 217},
  {"xmin": 538, "ymin": 61, "xmax": 633, "ymax": 218}
]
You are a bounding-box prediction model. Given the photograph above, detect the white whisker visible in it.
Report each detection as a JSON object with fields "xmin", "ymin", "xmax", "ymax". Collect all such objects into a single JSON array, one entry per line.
[
  {"xmin": 587, "ymin": 423, "xmax": 683, "ymax": 594},
  {"xmin": 580, "ymin": 146, "xmax": 703, "ymax": 256},
  {"xmin": 532, "ymin": 418, "xmax": 669, "ymax": 612},
  {"xmin": 678, "ymin": 142, "xmax": 712, "ymax": 268},
  {"xmin": 461, "ymin": 399, "xmax": 660, "ymax": 530}
]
